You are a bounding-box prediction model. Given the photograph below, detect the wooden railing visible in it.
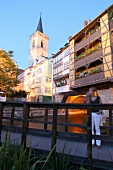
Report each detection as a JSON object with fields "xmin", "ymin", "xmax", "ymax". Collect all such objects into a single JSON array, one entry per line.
[
  {"xmin": 74, "ymin": 29, "xmax": 101, "ymax": 52},
  {"xmin": 74, "ymin": 49, "xmax": 102, "ymax": 69},
  {"xmin": 75, "ymin": 71, "xmax": 104, "ymax": 87},
  {"xmin": 0, "ymin": 101, "xmax": 113, "ymax": 170}
]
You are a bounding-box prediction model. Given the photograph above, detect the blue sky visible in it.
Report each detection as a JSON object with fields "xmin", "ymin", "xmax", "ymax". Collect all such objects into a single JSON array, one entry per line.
[{"xmin": 0, "ymin": 0, "xmax": 113, "ymax": 69}]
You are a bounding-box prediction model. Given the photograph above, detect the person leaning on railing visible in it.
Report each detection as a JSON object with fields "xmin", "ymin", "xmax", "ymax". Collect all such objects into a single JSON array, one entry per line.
[
  {"xmin": 83, "ymin": 91, "xmax": 91, "ymax": 104},
  {"xmin": 89, "ymin": 87, "xmax": 102, "ymax": 149}
]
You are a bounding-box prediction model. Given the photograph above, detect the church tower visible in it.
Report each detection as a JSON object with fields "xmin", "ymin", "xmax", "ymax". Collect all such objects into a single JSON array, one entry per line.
[{"xmin": 28, "ymin": 15, "xmax": 49, "ymax": 66}]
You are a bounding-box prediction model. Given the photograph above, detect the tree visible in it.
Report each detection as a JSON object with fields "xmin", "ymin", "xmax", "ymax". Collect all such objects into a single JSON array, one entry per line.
[
  {"xmin": 0, "ymin": 49, "xmax": 18, "ymax": 95},
  {"xmin": 10, "ymin": 90, "xmax": 27, "ymax": 98}
]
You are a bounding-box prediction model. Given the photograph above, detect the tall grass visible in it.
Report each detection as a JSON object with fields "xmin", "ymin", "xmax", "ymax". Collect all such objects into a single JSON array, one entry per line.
[
  {"xmin": 0, "ymin": 132, "xmax": 33, "ymax": 170},
  {"xmin": 0, "ymin": 132, "xmax": 86, "ymax": 170}
]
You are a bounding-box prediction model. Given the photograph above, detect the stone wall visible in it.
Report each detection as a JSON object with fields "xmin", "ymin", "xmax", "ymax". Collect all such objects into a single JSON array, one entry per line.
[
  {"xmin": 98, "ymin": 88, "xmax": 113, "ymax": 103},
  {"xmin": 98, "ymin": 88, "xmax": 113, "ymax": 118}
]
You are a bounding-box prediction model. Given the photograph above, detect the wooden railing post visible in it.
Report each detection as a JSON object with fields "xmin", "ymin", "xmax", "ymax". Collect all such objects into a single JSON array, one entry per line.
[
  {"xmin": 44, "ymin": 108, "xmax": 48, "ymax": 130},
  {"xmin": 10, "ymin": 107, "xmax": 15, "ymax": 126},
  {"xmin": 21, "ymin": 103, "xmax": 29, "ymax": 148},
  {"xmin": 109, "ymin": 109, "xmax": 113, "ymax": 136},
  {"xmin": 87, "ymin": 104, "xmax": 92, "ymax": 170},
  {"xmin": 51, "ymin": 104, "xmax": 58, "ymax": 152},
  {"xmin": 0, "ymin": 103, "xmax": 3, "ymax": 145},
  {"xmin": 65, "ymin": 108, "xmax": 68, "ymax": 132}
]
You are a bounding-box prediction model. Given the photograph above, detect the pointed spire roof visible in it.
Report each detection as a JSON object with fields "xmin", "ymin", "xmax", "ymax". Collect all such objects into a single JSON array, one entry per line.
[{"xmin": 36, "ymin": 14, "xmax": 43, "ymax": 33}]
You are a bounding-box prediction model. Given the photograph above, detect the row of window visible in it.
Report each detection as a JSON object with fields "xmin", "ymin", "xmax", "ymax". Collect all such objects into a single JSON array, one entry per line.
[
  {"xmin": 52, "ymin": 78, "xmax": 69, "ymax": 88},
  {"xmin": 32, "ymin": 68, "xmax": 42, "ymax": 77},
  {"xmin": 53, "ymin": 62, "xmax": 69, "ymax": 75},
  {"xmin": 53, "ymin": 47, "xmax": 70, "ymax": 63},
  {"xmin": 31, "ymin": 87, "xmax": 51, "ymax": 94},
  {"xmin": 31, "ymin": 76, "xmax": 51, "ymax": 84}
]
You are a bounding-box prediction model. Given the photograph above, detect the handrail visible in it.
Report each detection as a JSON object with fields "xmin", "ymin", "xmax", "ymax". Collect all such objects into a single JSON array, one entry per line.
[{"xmin": 0, "ymin": 101, "xmax": 113, "ymax": 170}]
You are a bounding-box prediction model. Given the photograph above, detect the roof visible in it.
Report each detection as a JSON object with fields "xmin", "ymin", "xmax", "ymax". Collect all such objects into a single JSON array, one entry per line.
[
  {"xmin": 52, "ymin": 43, "xmax": 69, "ymax": 58},
  {"xmin": 36, "ymin": 15, "xmax": 43, "ymax": 33},
  {"xmin": 18, "ymin": 69, "xmax": 24, "ymax": 74},
  {"xmin": 69, "ymin": 4, "xmax": 113, "ymax": 41}
]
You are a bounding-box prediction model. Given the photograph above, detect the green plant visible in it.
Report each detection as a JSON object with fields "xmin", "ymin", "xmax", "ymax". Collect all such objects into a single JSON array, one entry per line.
[
  {"xmin": 75, "ymin": 75, "xmax": 80, "ymax": 79},
  {"xmin": 11, "ymin": 90, "xmax": 27, "ymax": 98},
  {"xmin": 42, "ymin": 143, "xmax": 74, "ymax": 170},
  {"xmin": 89, "ymin": 67, "xmax": 102, "ymax": 75},
  {"xmin": 95, "ymin": 25, "xmax": 99, "ymax": 30},
  {"xmin": 0, "ymin": 132, "xmax": 33, "ymax": 170},
  {"xmin": 109, "ymin": 9, "xmax": 113, "ymax": 21},
  {"xmin": 0, "ymin": 133, "xmax": 78, "ymax": 170}
]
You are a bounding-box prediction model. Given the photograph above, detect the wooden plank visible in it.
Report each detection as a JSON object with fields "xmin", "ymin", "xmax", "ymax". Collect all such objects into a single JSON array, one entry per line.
[
  {"xmin": 63, "ymin": 141, "xmax": 78, "ymax": 155},
  {"xmin": 98, "ymin": 147, "xmax": 112, "ymax": 162},
  {"xmin": 34, "ymin": 137, "xmax": 51, "ymax": 151},
  {"xmin": 44, "ymin": 108, "xmax": 48, "ymax": 130},
  {"xmin": 87, "ymin": 104, "xmax": 93, "ymax": 170},
  {"xmin": 10, "ymin": 107, "xmax": 15, "ymax": 126},
  {"xmin": 56, "ymin": 140, "xmax": 67, "ymax": 153},
  {"xmin": 1, "ymin": 131, "xmax": 7, "ymax": 140},
  {"xmin": 27, "ymin": 136, "xmax": 46, "ymax": 148},
  {"xmin": 51, "ymin": 104, "xmax": 57, "ymax": 151},
  {"xmin": 21, "ymin": 104, "xmax": 29, "ymax": 147},
  {"xmin": 92, "ymin": 146, "xmax": 98, "ymax": 159},
  {"xmin": 108, "ymin": 147, "xmax": 113, "ymax": 161},
  {"xmin": 1, "ymin": 131, "xmax": 21, "ymax": 144},
  {"xmin": 75, "ymin": 142, "xmax": 87, "ymax": 157},
  {"xmin": 65, "ymin": 108, "xmax": 68, "ymax": 132}
]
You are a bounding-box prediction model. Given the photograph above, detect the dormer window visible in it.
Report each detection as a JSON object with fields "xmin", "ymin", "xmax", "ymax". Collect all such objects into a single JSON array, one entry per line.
[{"xmin": 41, "ymin": 41, "xmax": 43, "ymax": 48}]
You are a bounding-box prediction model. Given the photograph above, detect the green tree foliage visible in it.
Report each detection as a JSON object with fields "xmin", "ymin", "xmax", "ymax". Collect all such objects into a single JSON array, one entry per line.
[
  {"xmin": 11, "ymin": 90, "xmax": 27, "ymax": 98},
  {"xmin": 0, "ymin": 49, "xmax": 18, "ymax": 94}
]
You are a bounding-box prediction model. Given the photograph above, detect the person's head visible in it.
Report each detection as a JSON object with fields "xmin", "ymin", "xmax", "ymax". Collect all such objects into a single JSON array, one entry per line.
[{"xmin": 89, "ymin": 87, "xmax": 98, "ymax": 96}]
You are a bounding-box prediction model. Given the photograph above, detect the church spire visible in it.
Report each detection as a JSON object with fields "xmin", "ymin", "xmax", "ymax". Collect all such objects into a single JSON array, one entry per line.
[{"xmin": 36, "ymin": 13, "xmax": 43, "ymax": 33}]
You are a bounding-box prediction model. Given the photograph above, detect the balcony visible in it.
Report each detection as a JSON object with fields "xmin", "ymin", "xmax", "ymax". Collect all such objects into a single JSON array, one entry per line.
[
  {"xmin": 75, "ymin": 29, "xmax": 101, "ymax": 52},
  {"xmin": 75, "ymin": 49, "xmax": 102, "ymax": 68},
  {"xmin": 53, "ymin": 73, "xmax": 69, "ymax": 81},
  {"xmin": 74, "ymin": 71, "xmax": 104, "ymax": 88}
]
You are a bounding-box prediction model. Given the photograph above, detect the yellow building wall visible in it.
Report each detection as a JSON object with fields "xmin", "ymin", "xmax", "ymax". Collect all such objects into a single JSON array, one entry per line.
[
  {"xmin": 100, "ymin": 13, "xmax": 112, "ymax": 77},
  {"xmin": 42, "ymin": 59, "xmax": 52, "ymax": 96},
  {"xmin": 69, "ymin": 39, "xmax": 75, "ymax": 86}
]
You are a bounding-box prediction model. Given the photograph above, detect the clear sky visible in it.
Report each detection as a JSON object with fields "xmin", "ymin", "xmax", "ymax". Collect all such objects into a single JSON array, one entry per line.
[{"xmin": 0, "ymin": 0, "xmax": 113, "ymax": 69}]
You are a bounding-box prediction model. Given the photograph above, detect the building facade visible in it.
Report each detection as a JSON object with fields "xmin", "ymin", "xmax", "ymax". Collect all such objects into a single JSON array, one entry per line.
[
  {"xmin": 17, "ymin": 5, "xmax": 113, "ymax": 104},
  {"xmin": 69, "ymin": 4, "xmax": 113, "ymax": 103},
  {"xmin": 24, "ymin": 57, "xmax": 52, "ymax": 102},
  {"xmin": 52, "ymin": 44, "xmax": 70, "ymax": 102},
  {"xmin": 17, "ymin": 15, "xmax": 52, "ymax": 102},
  {"xmin": 28, "ymin": 16, "xmax": 49, "ymax": 67}
]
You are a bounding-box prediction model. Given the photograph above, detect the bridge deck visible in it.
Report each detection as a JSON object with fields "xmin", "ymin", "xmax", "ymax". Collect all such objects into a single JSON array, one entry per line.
[{"xmin": 1, "ymin": 130, "xmax": 113, "ymax": 169}]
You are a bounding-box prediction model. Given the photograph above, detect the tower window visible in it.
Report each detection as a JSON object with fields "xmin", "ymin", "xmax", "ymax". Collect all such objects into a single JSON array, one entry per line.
[
  {"xmin": 32, "ymin": 40, "xmax": 35, "ymax": 48},
  {"xmin": 41, "ymin": 41, "xmax": 43, "ymax": 48}
]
